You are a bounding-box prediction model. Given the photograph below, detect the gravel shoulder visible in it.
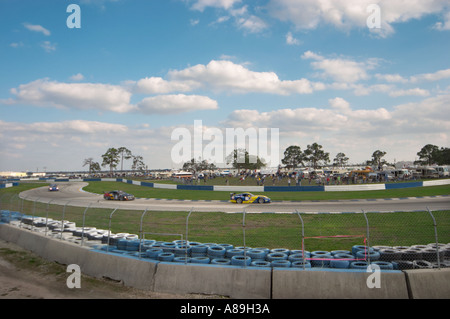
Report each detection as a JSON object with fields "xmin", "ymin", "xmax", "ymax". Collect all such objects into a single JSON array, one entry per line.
[{"xmin": 0, "ymin": 239, "xmax": 221, "ymax": 299}]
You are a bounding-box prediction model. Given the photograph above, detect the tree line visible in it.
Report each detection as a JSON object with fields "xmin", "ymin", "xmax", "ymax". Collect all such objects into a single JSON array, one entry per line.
[
  {"xmin": 83, "ymin": 147, "xmax": 147, "ymax": 175},
  {"xmin": 182, "ymin": 143, "xmax": 449, "ymax": 173}
]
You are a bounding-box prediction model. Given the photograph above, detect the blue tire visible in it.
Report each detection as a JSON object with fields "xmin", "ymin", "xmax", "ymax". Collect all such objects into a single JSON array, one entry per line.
[
  {"xmin": 310, "ymin": 255, "xmax": 333, "ymax": 268},
  {"xmin": 226, "ymin": 249, "xmax": 244, "ymax": 258},
  {"xmin": 350, "ymin": 261, "xmax": 369, "ymax": 269},
  {"xmin": 251, "ymin": 261, "xmax": 271, "ymax": 267},
  {"xmin": 352, "ymin": 245, "xmax": 374, "ymax": 256},
  {"xmin": 231, "ymin": 255, "xmax": 251, "ymax": 266},
  {"xmin": 174, "ymin": 245, "xmax": 191, "ymax": 256},
  {"xmin": 191, "ymin": 244, "xmax": 208, "ymax": 254},
  {"xmin": 158, "ymin": 252, "xmax": 175, "ymax": 262},
  {"xmin": 311, "ymin": 250, "xmax": 331, "ymax": 257},
  {"xmin": 191, "ymin": 257, "xmax": 210, "ymax": 264},
  {"xmin": 207, "ymin": 246, "xmax": 226, "ymax": 258},
  {"xmin": 247, "ymin": 249, "xmax": 267, "ymax": 260},
  {"xmin": 271, "ymin": 260, "xmax": 291, "ymax": 268},
  {"xmin": 217, "ymin": 243, "xmax": 234, "ymax": 250},
  {"xmin": 266, "ymin": 252, "xmax": 288, "ymax": 262},
  {"xmin": 270, "ymin": 248, "xmax": 290, "ymax": 254},
  {"xmin": 173, "ymin": 256, "xmax": 191, "ymax": 263},
  {"xmin": 331, "ymin": 250, "xmax": 351, "ymax": 256},
  {"xmin": 161, "ymin": 242, "xmax": 177, "ymax": 252},
  {"xmin": 288, "ymin": 253, "xmax": 306, "ymax": 262},
  {"xmin": 117, "ymin": 239, "xmax": 128, "ymax": 250},
  {"xmin": 291, "ymin": 261, "xmax": 311, "ymax": 268},
  {"xmin": 211, "ymin": 258, "xmax": 231, "ymax": 265},
  {"xmin": 330, "ymin": 259, "xmax": 350, "ymax": 269},
  {"xmin": 355, "ymin": 250, "xmax": 381, "ymax": 261},
  {"xmin": 370, "ymin": 261, "xmax": 393, "ymax": 270}
]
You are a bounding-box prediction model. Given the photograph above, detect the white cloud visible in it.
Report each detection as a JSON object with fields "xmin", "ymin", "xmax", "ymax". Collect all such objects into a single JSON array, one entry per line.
[
  {"xmin": 389, "ymin": 88, "xmax": 430, "ymax": 97},
  {"xmin": 23, "ymin": 23, "xmax": 51, "ymax": 36},
  {"xmin": 10, "ymin": 42, "xmax": 24, "ymax": 48},
  {"xmin": 168, "ymin": 59, "xmax": 324, "ymax": 95},
  {"xmin": 69, "ymin": 73, "xmax": 85, "ymax": 81},
  {"xmin": 40, "ymin": 41, "xmax": 56, "ymax": 52},
  {"xmin": 5, "ymin": 79, "xmax": 135, "ymax": 113},
  {"xmin": 267, "ymin": 0, "xmax": 450, "ymax": 35},
  {"xmin": 221, "ymin": 94, "xmax": 450, "ymax": 164},
  {"xmin": 434, "ymin": 11, "xmax": 450, "ymax": 30},
  {"xmin": 191, "ymin": 0, "xmax": 242, "ymax": 11},
  {"xmin": 410, "ymin": 68, "xmax": 450, "ymax": 83},
  {"xmin": 236, "ymin": 15, "xmax": 268, "ymax": 33},
  {"xmin": 302, "ymin": 51, "xmax": 377, "ymax": 83},
  {"xmin": 136, "ymin": 94, "xmax": 218, "ymax": 114},
  {"xmin": 377, "ymin": 68, "xmax": 450, "ymax": 84},
  {"xmin": 286, "ymin": 32, "xmax": 300, "ymax": 45},
  {"xmin": 134, "ymin": 77, "xmax": 197, "ymax": 94}
]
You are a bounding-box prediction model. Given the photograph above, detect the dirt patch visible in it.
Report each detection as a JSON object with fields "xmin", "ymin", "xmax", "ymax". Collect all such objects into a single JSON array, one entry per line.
[{"xmin": 0, "ymin": 239, "xmax": 223, "ymax": 299}]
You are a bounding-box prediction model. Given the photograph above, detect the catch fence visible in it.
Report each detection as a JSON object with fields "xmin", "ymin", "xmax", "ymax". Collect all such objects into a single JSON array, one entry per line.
[{"xmin": 1, "ymin": 193, "xmax": 449, "ymax": 270}]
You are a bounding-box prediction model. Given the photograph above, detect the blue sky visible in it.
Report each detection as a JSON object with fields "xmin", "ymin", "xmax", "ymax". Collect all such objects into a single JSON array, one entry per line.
[{"xmin": 1, "ymin": 0, "xmax": 449, "ymax": 171}]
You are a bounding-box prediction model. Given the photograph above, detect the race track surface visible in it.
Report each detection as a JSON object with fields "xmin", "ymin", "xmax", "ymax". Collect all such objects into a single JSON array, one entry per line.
[{"xmin": 19, "ymin": 182, "xmax": 450, "ymax": 213}]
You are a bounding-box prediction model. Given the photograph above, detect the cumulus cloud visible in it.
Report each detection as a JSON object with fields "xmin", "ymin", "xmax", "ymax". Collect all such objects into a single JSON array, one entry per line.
[
  {"xmin": 221, "ymin": 94, "xmax": 450, "ymax": 164},
  {"xmin": 302, "ymin": 51, "xmax": 377, "ymax": 83},
  {"xmin": 168, "ymin": 59, "xmax": 324, "ymax": 95},
  {"xmin": 5, "ymin": 78, "xmax": 135, "ymax": 113},
  {"xmin": 376, "ymin": 68, "xmax": 450, "ymax": 84},
  {"xmin": 134, "ymin": 77, "xmax": 197, "ymax": 94},
  {"xmin": 136, "ymin": 94, "xmax": 218, "ymax": 114},
  {"xmin": 0, "ymin": 119, "xmax": 176, "ymax": 171},
  {"xmin": 267, "ymin": 0, "xmax": 450, "ymax": 35}
]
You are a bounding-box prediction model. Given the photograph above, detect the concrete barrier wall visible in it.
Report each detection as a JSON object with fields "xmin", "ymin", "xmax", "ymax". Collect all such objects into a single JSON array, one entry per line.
[
  {"xmin": 272, "ymin": 268, "xmax": 410, "ymax": 299},
  {"xmin": 1, "ymin": 224, "xmax": 449, "ymax": 299}
]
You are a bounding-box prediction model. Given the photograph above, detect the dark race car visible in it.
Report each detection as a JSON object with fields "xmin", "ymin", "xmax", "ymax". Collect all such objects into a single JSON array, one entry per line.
[
  {"xmin": 104, "ymin": 190, "xmax": 135, "ymax": 201},
  {"xmin": 230, "ymin": 192, "xmax": 271, "ymax": 204},
  {"xmin": 48, "ymin": 184, "xmax": 59, "ymax": 191}
]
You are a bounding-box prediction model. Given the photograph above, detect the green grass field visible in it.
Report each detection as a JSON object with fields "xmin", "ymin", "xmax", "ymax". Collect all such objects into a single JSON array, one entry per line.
[{"xmin": 83, "ymin": 181, "xmax": 450, "ymax": 201}]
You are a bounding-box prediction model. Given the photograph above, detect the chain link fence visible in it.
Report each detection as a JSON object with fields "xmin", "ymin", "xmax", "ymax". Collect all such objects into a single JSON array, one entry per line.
[{"xmin": 1, "ymin": 192, "xmax": 449, "ymax": 269}]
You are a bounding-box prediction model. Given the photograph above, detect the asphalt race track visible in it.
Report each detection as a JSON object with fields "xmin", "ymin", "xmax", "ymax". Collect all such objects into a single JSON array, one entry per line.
[{"xmin": 19, "ymin": 182, "xmax": 450, "ymax": 214}]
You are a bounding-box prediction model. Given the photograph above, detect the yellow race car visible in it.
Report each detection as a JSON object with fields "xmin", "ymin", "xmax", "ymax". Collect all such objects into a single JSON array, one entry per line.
[{"xmin": 230, "ymin": 192, "xmax": 271, "ymax": 204}]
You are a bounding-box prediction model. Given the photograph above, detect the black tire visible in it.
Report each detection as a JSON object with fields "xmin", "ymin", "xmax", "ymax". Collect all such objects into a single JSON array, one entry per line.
[
  {"xmin": 236, "ymin": 198, "xmax": 243, "ymax": 204},
  {"xmin": 258, "ymin": 198, "xmax": 264, "ymax": 204}
]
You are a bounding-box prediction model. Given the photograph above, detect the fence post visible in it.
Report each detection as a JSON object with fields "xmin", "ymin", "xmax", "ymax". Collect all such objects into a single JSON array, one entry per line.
[
  {"xmin": 60, "ymin": 201, "xmax": 70, "ymax": 240},
  {"xmin": 296, "ymin": 210, "xmax": 305, "ymax": 270},
  {"xmin": 426, "ymin": 207, "xmax": 441, "ymax": 270},
  {"xmin": 243, "ymin": 209, "xmax": 247, "ymax": 267},
  {"xmin": 30, "ymin": 198, "xmax": 39, "ymax": 232},
  {"xmin": 106, "ymin": 208, "xmax": 118, "ymax": 252},
  {"xmin": 138, "ymin": 208, "xmax": 149, "ymax": 259},
  {"xmin": 80, "ymin": 203, "xmax": 92, "ymax": 247},
  {"xmin": 362, "ymin": 210, "xmax": 371, "ymax": 264},
  {"xmin": 45, "ymin": 199, "xmax": 54, "ymax": 236},
  {"xmin": 185, "ymin": 208, "xmax": 193, "ymax": 264}
]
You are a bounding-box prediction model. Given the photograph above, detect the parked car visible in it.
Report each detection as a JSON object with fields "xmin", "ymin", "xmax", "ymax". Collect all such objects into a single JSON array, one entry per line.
[
  {"xmin": 104, "ymin": 190, "xmax": 135, "ymax": 201},
  {"xmin": 230, "ymin": 192, "xmax": 271, "ymax": 204}
]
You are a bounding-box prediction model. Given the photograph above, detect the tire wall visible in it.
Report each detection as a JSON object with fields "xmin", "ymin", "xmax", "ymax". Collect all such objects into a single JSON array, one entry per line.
[{"xmin": 1, "ymin": 224, "xmax": 449, "ymax": 299}]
